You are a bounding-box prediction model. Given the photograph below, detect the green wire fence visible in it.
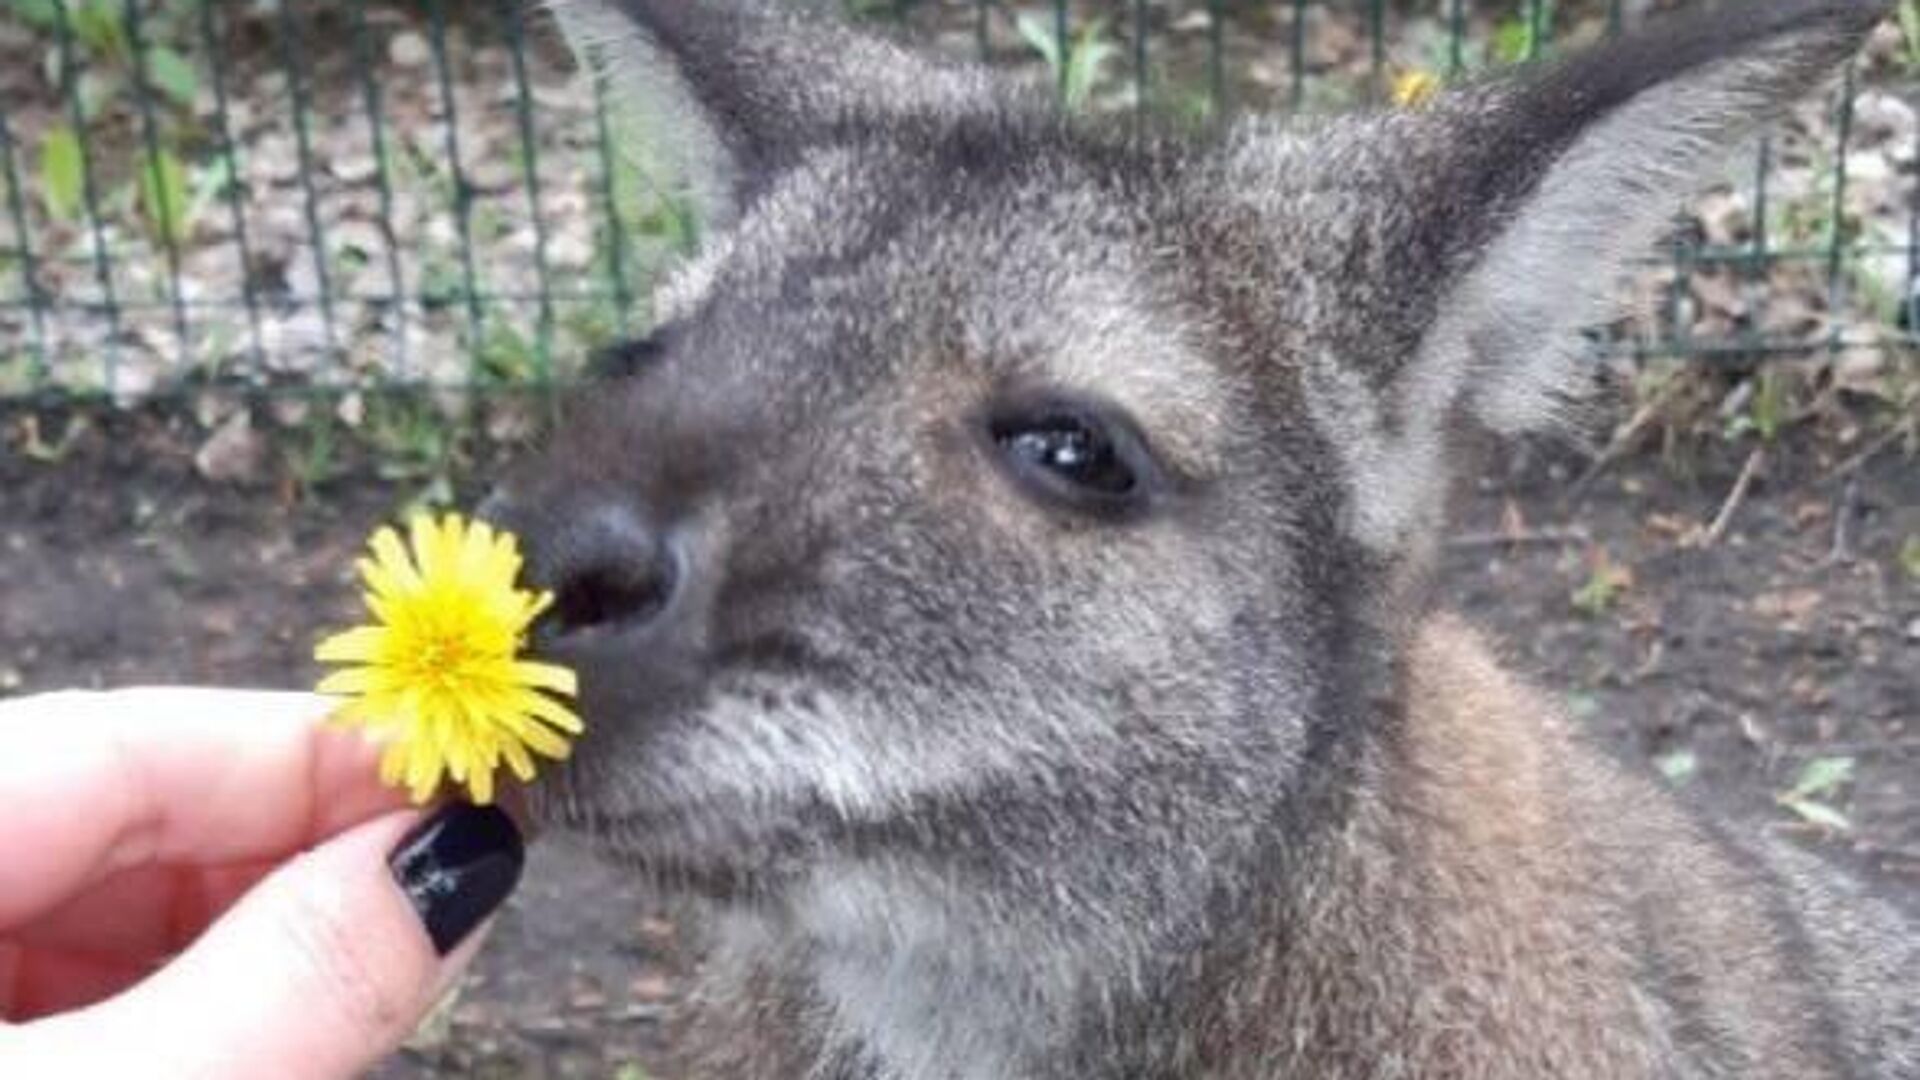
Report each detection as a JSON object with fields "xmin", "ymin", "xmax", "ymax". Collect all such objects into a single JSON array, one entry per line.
[{"xmin": 0, "ymin": 0, "xmax": 1913, "ymax": 406}]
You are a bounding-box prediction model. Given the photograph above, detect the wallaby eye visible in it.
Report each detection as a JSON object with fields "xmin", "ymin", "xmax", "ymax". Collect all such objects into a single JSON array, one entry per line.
[
  {"xmin": 987, "ymin": 401, "xmax": 1154, "ymax": 516},
  {"xmin": 1000, "ymin": 417, "xmax": 1133, "ymax": 493}
]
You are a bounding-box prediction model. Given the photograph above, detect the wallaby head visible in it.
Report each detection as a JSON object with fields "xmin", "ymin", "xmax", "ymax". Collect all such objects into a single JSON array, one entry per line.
[{"xmin": 485, "ymin": 0, "xmax": 1904, "ymax": 1074}]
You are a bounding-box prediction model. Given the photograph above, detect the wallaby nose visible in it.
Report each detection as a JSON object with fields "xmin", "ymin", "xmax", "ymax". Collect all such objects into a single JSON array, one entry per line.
[{"xmin": 486, "ymin": 495, "xmax": 679, "ymax": 639}]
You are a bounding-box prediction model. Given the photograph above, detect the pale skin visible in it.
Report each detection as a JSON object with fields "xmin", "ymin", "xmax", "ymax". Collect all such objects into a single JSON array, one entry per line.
[{"xmin": 0, "ymin": 689, "xmax": 494, "ymax": 1079}]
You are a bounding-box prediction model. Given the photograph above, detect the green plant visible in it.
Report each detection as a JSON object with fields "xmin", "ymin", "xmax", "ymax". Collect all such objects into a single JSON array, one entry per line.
[
  {"xmin": 1853, "ymin": 249, "xmax": 1904, "ymax": 328},
  {"xmin": 8, "ymin": 0, "xmax": 131, "ymax": 59},
  {"xmin": 37, "ymin": 124, "xmax": 84, "ymax": 221},
  {"xmin": 1768, "ymin": 142, "xmax": 1859, "ymax": 256},
  {"xmin": 1570, "ymin": 547, "xmax": 1632, "ymax": 618},
  {"xmin": 188, "ymin": 152, "xmax": 234, "ymax": 219},
  {"xmin": 472, "ymin": 202, "xmax": 511, "ymax": 244},
  {"xmin": 137, "ymin": 146, "xmax": 192, "ymax": 247},
  {"xmin": 0, "ymin": 354, "xmax": 29, "ymax": 398},
  {"xmin": 577, "ymin": 155, "xmax": 703, "ymax": 357},
  {"xmin": 1899, "ymin": 534, "xmax": 1920, "ymax": 582},
  {"xmin": 418, "ymin": 249, "xmax": 466, "ymax": 311},
  {"xmin": 5, "ymin": 0, "xmax": 58, "ymax": 28},
  {"xmin": 1724, "ymin": 370, "xmax": 1789, "ymax": 444},
  {"xmin": 1898, "ymin": 0, "xmax": 1920, "ymax": 72},
  {"xmin": 605, "ymin": 149, "xmax": 703, "ymax": 257},
  {"xmin": 70, "ymin": 0, "xmax": 131, "ymax": 63},
  {"xmin": 143, "ymin": 41, "xmax": 197, "ymax": 109},
  {"xmin": 1488, "ymin": 0, "xmax": 1556, "ymax": 66},
  {"xmin": 1775, "ymin": 756, "xmax": 1855, "ymax": 832},
  {"xmin": 18, "ymin": 0, "xmax": 205, "ymax": 245},
  {"xmin": 1015, "ymin": 11, "xmax": 1118, "ymax": 111},
  {"xmin": 17, "ymin": 413, "xmax": 89, "ymax": 463},
  {"xmin": 1489, "ymin": 18, "xmax": 1532, "ymax": 65},
  {"xmin": 1654, "ymin": 749, "xmax": 1699, "ymax": 786},
  {"xmin": 476, "ymin": 316, "xmax": 543, "ymax": 385},
  {"xmin": 285, "ymin": 410, "xmax": 342, "ymax": 498},
  {"xmin": 563, "ymin": 297, "xmax": 624, "ymax": 359},
  {"xmin": 17, "ymin": 0, "xmax": 200, "ymax": 105},
  {"xmin": 363, "ymin": 393, "xmax": 459, "ymax": 502}
]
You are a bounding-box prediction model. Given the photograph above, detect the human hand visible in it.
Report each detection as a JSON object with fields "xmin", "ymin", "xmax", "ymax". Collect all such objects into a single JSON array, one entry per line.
[{"xmin": 0, "ymin": 689, "xmax": 525, "ymax": 1079}]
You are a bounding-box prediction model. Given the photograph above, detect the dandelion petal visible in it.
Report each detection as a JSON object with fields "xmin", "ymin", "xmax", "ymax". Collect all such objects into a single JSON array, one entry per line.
[{"xmin": 315, "ymin": 513, "xmax": 584, "ymax": 805}]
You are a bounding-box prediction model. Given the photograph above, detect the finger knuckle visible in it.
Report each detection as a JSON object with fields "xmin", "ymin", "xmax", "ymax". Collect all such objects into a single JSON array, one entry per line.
[{"xmin": 267, "ymin": 860, "xmax": 428, "ymax": 1047}]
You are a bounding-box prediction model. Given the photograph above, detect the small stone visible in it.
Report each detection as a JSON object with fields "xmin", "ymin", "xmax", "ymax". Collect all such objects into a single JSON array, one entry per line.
[
  {"xmin": 336, "ymin": 391, "xmax": 366, "ymax": 429},
  {"xmin": 282, "ymin": 253, "xmax": 329, "ymax": 307},
  {"xmin": 464, "ymin": 154, "xmax": 519, "ymax": 193},
  {"xmin": 1851, "ymin": 89, "xmax": 1917, "ymax": 148},
  {"xmin": 248, "ymin": 132, "xmax": 303, "ymax": 186},
  {"xmin": 629, "ymin": 973, "xmax": 672, "ymax": 1004},
  {"xmin": 1169, "ymin": 10, "xmax": 1212, "ymax": 32},
  {"xmin": 546, "ymin": 227, "xmax": 595, "ymax": 270},
  {"xmin": 1866, "ymin": 20, "xmax": 1906, "ymax": 65},
  {"xmin": 330, "ymin": 220, "xmax": 388, "ymax": 260},
  {"xmin": 389, "ymin": 30, "xmax": 432, "ymax": 69},
  {"xmin": 330, "ymin": 154, "xmax": 380, "ymax": 185},
  {"xmin": 1905, "ymin": 617, "xmax": 1920, "ymax": 644},
  {"xmin": 1695, "ymin": 189, "xmax": 1752, "ymax": 246},
  {"xmin": 108, "ymin": 356, "xmax": 165, "ymax": 410},
  {"xmin": 485, "ymin": 401, "xmax": 537, "ymax": 444},
  {"xmin": 1309, "ymin": 9, "xmax": 1363, "ymax": 67},
  {"xmin": 194, "ymin": 410, "xmax": 267, "ymax": 485},
  {"xmin": 1844, "ymin": 152, "xmax": 1894, "ymax": 186},
  {"xmin": 1831, "ymin": 346, "xmax": 1886, "ymax": 392},
  {"xmin": 269, "ymin": 396, "xmax": 313, "ymax": 428}
]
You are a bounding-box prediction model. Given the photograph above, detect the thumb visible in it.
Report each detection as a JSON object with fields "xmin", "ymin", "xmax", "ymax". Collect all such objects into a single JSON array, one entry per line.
[{"xmin": 9, "ymin": 804, "xmax": 523, "ymax": 1080}]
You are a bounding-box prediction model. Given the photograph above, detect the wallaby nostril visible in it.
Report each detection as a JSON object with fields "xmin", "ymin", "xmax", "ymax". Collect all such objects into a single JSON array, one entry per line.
[
  {"xmin": 536, "ymin": 504, "xmax": 679, "ymax": 638},
  {"xmin": 551, "ymin": 561, "xmax": 673, "ymax": 636}
]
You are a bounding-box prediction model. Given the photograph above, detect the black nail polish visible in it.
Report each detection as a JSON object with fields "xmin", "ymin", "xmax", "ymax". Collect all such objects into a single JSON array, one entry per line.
[{"xmin": 389, "ymin": 803, "xmax": 525, "ymax": 956}]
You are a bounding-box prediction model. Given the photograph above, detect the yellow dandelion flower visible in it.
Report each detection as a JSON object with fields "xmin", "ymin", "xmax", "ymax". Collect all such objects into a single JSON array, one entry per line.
[
  {"xmin": 314, "ymin": 513, "xmax": 582, "ymax": 806},
  {"xmin": 1391, "ymin": 69, "xmax": 1442, "ymax": 108}
]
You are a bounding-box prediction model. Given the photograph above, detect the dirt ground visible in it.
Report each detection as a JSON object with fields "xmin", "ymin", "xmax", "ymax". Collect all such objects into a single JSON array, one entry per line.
[{"xmin": 1, "ymin": 403, "xmax": 1914, "ymax": 1078}]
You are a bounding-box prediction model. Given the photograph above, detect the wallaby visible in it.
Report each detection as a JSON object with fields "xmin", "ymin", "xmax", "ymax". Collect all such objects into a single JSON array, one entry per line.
[{"xmin": 484, "ymin": 0, "xmax": 1920, "ymax": 1075}]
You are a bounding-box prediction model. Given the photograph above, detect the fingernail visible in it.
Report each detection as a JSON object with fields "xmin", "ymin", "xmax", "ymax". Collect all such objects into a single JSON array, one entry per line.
[{"xmin": 388, "ymin": 803, "xmax": 524, "ymax": 956}]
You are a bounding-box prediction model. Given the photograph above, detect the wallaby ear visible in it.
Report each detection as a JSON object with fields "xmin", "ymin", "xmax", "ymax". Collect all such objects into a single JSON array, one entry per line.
[
  {"xmin": 1274, "ymin": 0, "xmax": 1885, "ymax": 553},
  {"xmin": 547, "ymin": 0, "xmax": 991, "ymax": 230},
  {"xmin": 1421, "ymin": 0, "xmax": 1887, "ymax": 435}
]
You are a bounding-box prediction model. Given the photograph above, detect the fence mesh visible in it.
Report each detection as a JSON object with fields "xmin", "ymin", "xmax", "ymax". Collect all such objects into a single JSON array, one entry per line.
[{"xmin": 0, "ymin": 0, "xmax": 1914, "ymax": 406}]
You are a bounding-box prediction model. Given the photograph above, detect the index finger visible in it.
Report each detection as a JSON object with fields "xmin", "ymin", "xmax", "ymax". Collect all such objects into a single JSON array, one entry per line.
[{"xmin": 0, "ymin": 689, "xmax": 406, "ymax": 929}]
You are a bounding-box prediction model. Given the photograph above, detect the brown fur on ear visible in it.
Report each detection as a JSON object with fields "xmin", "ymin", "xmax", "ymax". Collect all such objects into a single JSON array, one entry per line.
[
  {"xmin": 1422, "ymin": 0, "xmax": 1889, "ymax": 436},
  {"xmin": 1269, "ymin": 0, "xmax": 1891, "ymax": 557}
]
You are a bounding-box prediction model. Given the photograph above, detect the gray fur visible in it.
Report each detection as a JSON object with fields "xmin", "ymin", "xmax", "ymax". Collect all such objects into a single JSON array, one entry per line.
[{"xmin": 489, "ymin": 0, "xmax": 1918, "ymax": 1075}]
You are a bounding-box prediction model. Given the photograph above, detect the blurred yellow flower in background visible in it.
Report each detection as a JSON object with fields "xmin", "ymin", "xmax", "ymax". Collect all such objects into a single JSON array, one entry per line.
[
  {"xmin": 1391, "ymin": 69, "xmax": 1443, "ymax": 108},
  {"xmin": 315, "ymin": 513, "xmax": 581, "ymax": 805}
]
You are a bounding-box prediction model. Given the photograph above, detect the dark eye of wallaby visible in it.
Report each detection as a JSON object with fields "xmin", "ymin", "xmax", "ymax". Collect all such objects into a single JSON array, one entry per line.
[{"xmin": 989, "ymin": 408, "xmax": 1146, "ymax": 510}]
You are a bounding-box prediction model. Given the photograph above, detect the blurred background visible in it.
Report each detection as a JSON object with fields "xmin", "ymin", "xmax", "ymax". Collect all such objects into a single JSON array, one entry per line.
[{"xmin": 2, "ymin": 0, "xmax": 1917, "ymax": 405}]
